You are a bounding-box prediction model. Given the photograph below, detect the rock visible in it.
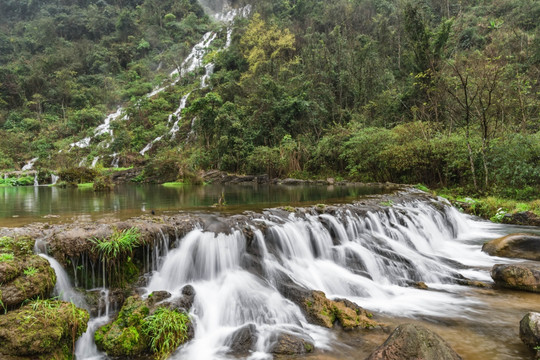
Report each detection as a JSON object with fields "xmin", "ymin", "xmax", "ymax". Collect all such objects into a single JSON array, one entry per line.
[
  {"xmin": 285, "ymin": 285, "xmax": 376, "ymax": 330},
  {"xmin": 503, "ymin": 211, "xmax": 540, "ymax": 227},
  {"xmin": 147, "ymin": 290, "xmax": 172, "ymax": 306},
  {"xmin": 0, "ymin": 236, "xmax": 56, "ymax": 308},
  {"xmin": 0, "ymin": 300, "xmax": 89, "ymax": 358},
  {"xmin": 280, "ymin": 178, "xmax": 306, "ymax": 185},
  {"xmin": 414, "ymin": 281, "xmax": 429, "ymax": 289},
  {"xmin": 520, "ymin": 312, "xmax": 540, "ymax": 358},
  {"xmin": 269, "ymin": 331, "xmax": 314, "ymax": 355},
  {"xmin": 482, "ymin": 234, "xmax": 540, "ymax": 261},
  {"xmin": 366, "ymin": 323, "xmax": 462, "ymax": 360},
  {"xmin": 95, "ymin": 294, "xmax": 193, "ymax": 358},
  {"xmin": 226, "ymin": 323, "xmax": 258, "ymax": 356},
  {"xmin": 327, "ymin": 177, "xmax": 335, "ymax": 185},
  {"xmin": 161, "ymin": 285, "xmax": 196, "ymax": 312},
  {"xmin": 491, "ymin": 263, "xmax": 540, "ymax": 293}
]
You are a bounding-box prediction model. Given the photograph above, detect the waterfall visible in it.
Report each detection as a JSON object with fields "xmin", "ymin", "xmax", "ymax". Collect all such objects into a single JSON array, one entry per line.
[
  {"xmin": 22, "ymin": 157, "xmax": 38, "ymax": 171},
  {"xmin": 91, "ymin": 156, "xmax": 100, "ymax": 168},
  {"xmin": 33, "ymin": 174, "xmax": 39, "ymax": 186},
  {"xmin": 75, "ymin": 289, "xmax": 111, "ymax": 360},
  {"xmin": 38, "ymin": 254, "xmax": 86, "ymax": 307},
  {"xmin": 51, "ymin": 174, "xmax": 59, "ymax": 185},
  {"xmin": 143, "ymin": 200, "xmax": 500, "ymax": 359}
]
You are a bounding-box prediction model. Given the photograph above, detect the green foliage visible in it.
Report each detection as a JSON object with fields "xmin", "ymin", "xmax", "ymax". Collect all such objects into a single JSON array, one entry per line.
[
  {"xmin": 91, "ymin": 227, "xmax": 141, "ymax": 287},
  {"xmin": 23, "ymin": 266, "xmax": 38, "ymax": 276},
  {"xmin": 59, "ymin": 167, "xmax": 99, "ymax": 185},
  {"xmin": 0, "ymin": 253, "xmax": 14, "ymax": 262},
  {"xmin": 142, "ymin": 308, "xmax": 190, "ymax": 360}
]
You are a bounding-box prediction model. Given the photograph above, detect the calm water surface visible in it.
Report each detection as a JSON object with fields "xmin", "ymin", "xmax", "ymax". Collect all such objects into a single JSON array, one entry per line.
[{"xmin": 0, "ymin": 183, "xmax": 394, "ymax": 226}]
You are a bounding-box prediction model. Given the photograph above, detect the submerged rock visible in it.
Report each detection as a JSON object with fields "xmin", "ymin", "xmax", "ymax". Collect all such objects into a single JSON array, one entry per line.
[
  {"xmin": 0, "ymin": 236, "xmax": 56, "ymax": 308},
  {"xmin": 366, "ymin": 323, "xmax": 462, "ymax": 360},
  {"xmin": 520, "ymin": 312, "xmax": 540, "ymax": 359},
  {"xmin": 482, "ymin": 234, "xmax": 540, "ymax": 261},
  {"xmin": 0, "ymin": 300, "xmax": 89, "ymax": 358},
  {"xmin": 269, "ymin": 331, "xmax": 314, "ymax": 356},
  {"xmin": 491, "ymin": 263, "xmax": 540, "ymax": 293}
]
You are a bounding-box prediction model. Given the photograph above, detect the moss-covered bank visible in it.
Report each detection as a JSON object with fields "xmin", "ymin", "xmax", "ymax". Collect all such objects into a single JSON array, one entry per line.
[{"xmin": 0, "ymin": 300, "xmax": 89, "ymax": 359}]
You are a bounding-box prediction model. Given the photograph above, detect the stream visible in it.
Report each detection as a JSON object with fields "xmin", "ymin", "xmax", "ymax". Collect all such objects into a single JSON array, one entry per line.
[{"xmin": 7, "ymin": 186, "xmax": 537, "ymax": 360}]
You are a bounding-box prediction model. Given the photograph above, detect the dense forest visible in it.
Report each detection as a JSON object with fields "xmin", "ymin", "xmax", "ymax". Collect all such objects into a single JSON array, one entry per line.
[{"xmin": 1, "ymin": 0, "xmax": 539, "ymax": 199}]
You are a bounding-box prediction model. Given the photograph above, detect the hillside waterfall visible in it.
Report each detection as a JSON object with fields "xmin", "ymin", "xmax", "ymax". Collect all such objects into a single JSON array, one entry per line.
[{"xmin": 138, "ymin": 199, "xmax": 501, "ymax": 359}]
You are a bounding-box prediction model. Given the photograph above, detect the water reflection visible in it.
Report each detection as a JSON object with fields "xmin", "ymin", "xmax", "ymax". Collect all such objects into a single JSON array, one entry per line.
[{"xmin": 0, "ymin": 183, "xmax": 394, "ymax": 225}]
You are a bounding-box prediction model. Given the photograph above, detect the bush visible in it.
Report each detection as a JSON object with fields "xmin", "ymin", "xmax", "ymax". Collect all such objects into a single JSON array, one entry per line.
[{"xmin": 58, "ymin": 167, "xmax": 99, "ymax": 184}]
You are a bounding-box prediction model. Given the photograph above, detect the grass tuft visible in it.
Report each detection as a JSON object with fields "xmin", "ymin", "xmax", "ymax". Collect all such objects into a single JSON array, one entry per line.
[{"xmin": 142, "ymin": 308, "xmax": 190, "ymax": 360}]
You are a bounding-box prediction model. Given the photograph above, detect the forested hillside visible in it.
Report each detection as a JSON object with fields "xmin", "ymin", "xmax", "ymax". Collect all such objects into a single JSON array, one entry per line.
[{"xmin": 1, "ymin": 0, "xmax": 539, "ymax": 198}]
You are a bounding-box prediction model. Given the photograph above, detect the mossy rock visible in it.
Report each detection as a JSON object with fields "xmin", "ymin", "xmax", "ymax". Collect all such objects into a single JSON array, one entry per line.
[
  {"xmin": 0, "ymin": 237, "xmax": 56, "ymax": 308},
  {"xmin": 303, "ymin": 291, "xmax": 376, "ymax": 330},
  {"xmin": 95, "ymin": 294, "xmax": 192, "ymax": 359},
  {"xmin": 0, "ymin": 300, "xmax": 89, "ymax": 358},
  {"xmin": 95, "ymin": 296, "xmax": 150, "ymax": 356}
]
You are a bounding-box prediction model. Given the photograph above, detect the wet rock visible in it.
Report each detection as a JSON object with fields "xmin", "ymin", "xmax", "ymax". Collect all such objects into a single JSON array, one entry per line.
[
  {"xmin": 366, "ymin": 323, "xmax": 462, "ymax": 360},
  {"xmin": 482, "ymin": 234, "xmax": 540, "ymax": 261},
  {"xmin": 269, "ymin": 331, "xmax": 314, "ymax": 356},
  {"xmin": 414, "ymin": 281, "xmax": 429, "ymax": 289},
  {"xmin": 491, "ymin": 263, "xmax": 540, "ymax": 293},
  {"xmin": 279, "ymin": 279, "xmax": 376, "ymax": 330},
  {"xmin": 226, "ymin": 323, "xmax": 258, "ymax": 356},
  {"xmin": 520, "ymin": 312, "xmax": 540, "ymax": 358},
  {"xmin": 0, "ymin": 236, "xmax": 56, "ymax": 308},
  {"xmin": 0, "ymin": 300, "xmax": 89, "ymax": 358},
  {"xmin": 161, "ymin": 285, "xmax": 196, "ymax": 312},
  {"xmin": 147, "ymin": 290, "xmax": 171, "ymax": 306}
]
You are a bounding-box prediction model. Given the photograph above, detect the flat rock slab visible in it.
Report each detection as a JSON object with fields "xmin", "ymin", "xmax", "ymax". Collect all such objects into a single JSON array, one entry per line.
[{"xmin": 482, "ymin": 234, "xmax": 540, "ymax": 261}]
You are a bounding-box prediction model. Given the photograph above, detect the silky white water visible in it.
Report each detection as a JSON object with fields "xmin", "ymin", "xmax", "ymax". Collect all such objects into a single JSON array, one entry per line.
[{"xmin": 142, "ymin": 200, "xmax": 508, "ymax": 359}]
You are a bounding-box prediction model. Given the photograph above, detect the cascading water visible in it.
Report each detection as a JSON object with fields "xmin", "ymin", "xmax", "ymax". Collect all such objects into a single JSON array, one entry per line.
[
  {"xmin": 142, "ymin": 200, "xmax": 503, "ymax": 359},
  {"xmin": 33, "ymin": 174, "xmax": 39, "ymax": 186},
  {"xmin": 22, "ymin": 157, "xmax": 38, "ymax": 171}
]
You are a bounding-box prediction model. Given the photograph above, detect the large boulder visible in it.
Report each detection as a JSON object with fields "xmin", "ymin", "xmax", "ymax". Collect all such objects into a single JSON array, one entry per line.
[
  {"xmin": 482, "ymin": 234, "xmax": 540, "ymax": 261},
  {"xmin": 269, "ymin": 331, "xmax": 314, "ymax": 356},
  {"xmin": 520, "ymin": 312, "xmax": 540, "ymax": 359},
  {"xmin": 0, "ymin": 300, "xmax": 89, "ymax": 358},
  {"xmin": 0, "ymin": 236, "xmax": 56, "ymax": 308},
  {"xmin": 491, "ymin": 263, "xmax": 540, "ymax": 293},
  {"xmin": 366, "ymin": 323, "xmax": 462, "ymax": 360}
]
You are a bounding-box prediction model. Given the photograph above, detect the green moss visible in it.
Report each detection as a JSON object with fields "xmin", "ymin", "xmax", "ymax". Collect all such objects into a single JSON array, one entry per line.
[
  {"xmin": 77, "ymin": 182, "xmax": 94, "ymax": 189},
  {"xmin": 0, "ymin": 253, "xmax": 14, "ymax": 262},
  {"xmin": 0, "ymin": 301, "xmax": 89, "ymax": 357},
  {"xmin": 96, "ymin": 296, "xmax": 191, "ymax": 359},
  {"xmin": 161, "ymin": 182, "xmax": 185, "ymax": 187}
]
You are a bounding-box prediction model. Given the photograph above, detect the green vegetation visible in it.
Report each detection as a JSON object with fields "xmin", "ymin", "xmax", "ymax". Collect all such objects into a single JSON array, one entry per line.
[
  {"xmin": 95, "ymin": 295, "xmax": 191, "ymax": 359},
  {"xmin": 161, "ymin": 181, "xmax": 185, "ymax": 187},
  {"xmin": 90, "ymin": 227, "xmax": 141, "ymax": 287},
  {"xmin": 77, "ymin": 182, "xmax": 94, "ymax": 189},
  {"xmin": 23, "ymin": 266, "xmax": 38, "ymax": 277},
  {"xmin": 0, "ymin": 0, "xmax": 538, "ymax": 200},
  {"xmin": 0, "ymin": 253, "xmax": 14, "ymax": 262},
  {"xmin": 0, "ymin": 300, "xmax": 89, "ymax": 358},
  {"xmin": 142, "ymin": 308, "xmax": 191, "ymax": 360}
]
